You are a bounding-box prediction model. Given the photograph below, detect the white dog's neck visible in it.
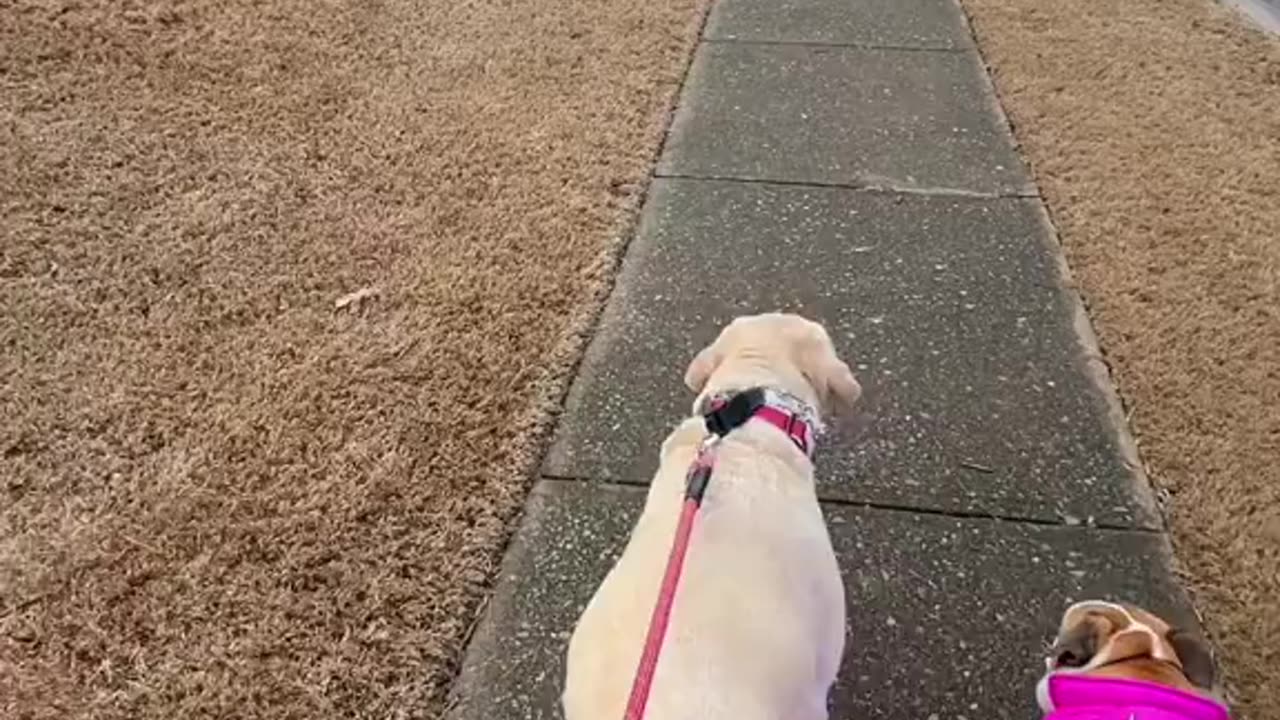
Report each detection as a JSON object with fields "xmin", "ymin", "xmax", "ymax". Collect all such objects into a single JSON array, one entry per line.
[
  {"xmin": 698, "ymin": 387, "xmax": 824, "ymax": 439},
  {"xmin": 678, "ymin": 389, "xmax": 824, "ymax": 483}
]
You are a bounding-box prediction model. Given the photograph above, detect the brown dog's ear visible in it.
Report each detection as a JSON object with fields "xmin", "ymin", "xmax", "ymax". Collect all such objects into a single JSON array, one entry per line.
[
  {"xmin": 684, "ymin": 344, "xmax": 723, "ymax": 393},
  {"xmin": 1051, "ymin": 622, "xmax": 1098, "ymax": 669},
  {"xmin": 1168, "ymin": 628, "xmax": 1217, "ymax": 690}
]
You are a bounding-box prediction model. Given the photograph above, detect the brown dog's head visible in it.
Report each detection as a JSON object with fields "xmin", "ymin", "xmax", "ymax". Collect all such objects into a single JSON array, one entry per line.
[
  {"xmin": 1044, "ymin": 600, "xmax": 1217, "ymax": 692},
  {"xmin": 684, "ymin": 313, "xmax": 860, "ymax": 416}
]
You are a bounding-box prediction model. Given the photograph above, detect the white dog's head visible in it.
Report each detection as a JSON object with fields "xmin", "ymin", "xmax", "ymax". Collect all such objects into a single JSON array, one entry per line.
[{"xmin": 684, "ymin": 313, "xmax": 861, "ymax": 416}]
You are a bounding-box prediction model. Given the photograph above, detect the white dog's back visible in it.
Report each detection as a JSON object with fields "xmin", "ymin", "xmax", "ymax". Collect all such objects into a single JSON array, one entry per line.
[{"xmin": 563, "ymin": 420, "xmax": 845, "ymax": 720}]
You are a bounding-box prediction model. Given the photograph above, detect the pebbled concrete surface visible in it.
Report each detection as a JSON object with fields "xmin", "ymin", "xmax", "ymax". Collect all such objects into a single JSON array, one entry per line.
[
  {"xmin": 705, "ymin": 0, "xmax": 974, "ymax": 48},
  {"xmin": 544, "ymin": 179, "xmax": 1158, "ymax": 529},
  {"xmin": 656, "ymin": 43, "xmax": 1034, "ymax": 195},
  {"xmin": 448, "ymin": 480, "xmax": 1196, "ymax": 720}
]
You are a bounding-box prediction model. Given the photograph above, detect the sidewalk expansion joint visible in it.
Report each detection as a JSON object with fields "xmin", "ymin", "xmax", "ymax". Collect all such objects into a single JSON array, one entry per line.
[
  {"xmin": 537, "ymin": 475, "xmax": 1163, "ymax": 535},
  {"xmin": 653, "ymin": 171, "xmax": 1042, "ymax": 200},
  {"xmin": 700, "ymin": 37, "xmax": 973, "ymax": 53}
]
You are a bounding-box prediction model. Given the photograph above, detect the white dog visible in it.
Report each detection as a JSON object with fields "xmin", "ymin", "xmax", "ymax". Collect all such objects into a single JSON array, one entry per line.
[{"xmin": 563, "ymin": 313, "xmax": 860, "ymax": 720}]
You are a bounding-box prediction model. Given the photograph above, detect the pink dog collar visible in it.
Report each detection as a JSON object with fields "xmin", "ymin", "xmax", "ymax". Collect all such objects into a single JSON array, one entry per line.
[
  {"xmin": 1041, "ymin": 674, "xmax": 1230, "ymax": 720},
  {"xmin": 705, "ymin": 388, "xmax": 818, "ymax": 457}
]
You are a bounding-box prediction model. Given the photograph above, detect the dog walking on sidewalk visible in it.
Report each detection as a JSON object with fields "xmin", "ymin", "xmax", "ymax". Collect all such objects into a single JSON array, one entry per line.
[{"xmin": 563, "ymin": 313, "xmax": 860, "ymax": 720}]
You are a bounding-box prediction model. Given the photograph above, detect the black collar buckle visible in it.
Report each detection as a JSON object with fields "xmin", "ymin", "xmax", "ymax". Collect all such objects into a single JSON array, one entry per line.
[{"xmin": 703, "ymin": 388, "xmax": 767, "ymax": 437}]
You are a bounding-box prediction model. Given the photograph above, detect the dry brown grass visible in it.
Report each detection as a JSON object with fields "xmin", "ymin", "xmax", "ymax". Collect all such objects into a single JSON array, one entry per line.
[
  {"xmin": 0, "ymin": 0, "xmax": 703, "ymax": 717},
  {"xmin": 958, "ymin": 0, "xmax": 1280, "ymax": 716}
]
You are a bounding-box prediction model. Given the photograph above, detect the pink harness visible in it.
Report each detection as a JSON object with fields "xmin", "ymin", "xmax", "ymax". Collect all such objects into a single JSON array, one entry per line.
[
  {"xmin": 622, "ymin": 388, "xmax": 816, "ymax": 720},
  {"xmin": 1041, "ymin": 674, "xmax": 1230, "ymax": 720}
]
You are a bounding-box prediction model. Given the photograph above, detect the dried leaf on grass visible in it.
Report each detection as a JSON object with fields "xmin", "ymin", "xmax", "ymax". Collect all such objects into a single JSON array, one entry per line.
[{"xmin": 334, "ymin": 286, "xmax": 379, "ymax": 311}]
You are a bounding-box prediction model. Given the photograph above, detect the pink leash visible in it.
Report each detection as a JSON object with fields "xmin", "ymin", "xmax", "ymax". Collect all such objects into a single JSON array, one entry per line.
[
  {"xmin": 622, "ymin": 445, "xmax": 716, "ymax": 720},
  {"xmin": 621, "ymin": 390, "xmax": 814, "ymax": 720}
]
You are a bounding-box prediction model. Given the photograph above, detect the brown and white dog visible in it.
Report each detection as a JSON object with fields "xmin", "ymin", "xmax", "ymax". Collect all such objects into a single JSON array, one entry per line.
[
  {"xmin": 563, "ymin": 313, "xmax": 860, "ymax": 720},
  {"xmin": 1037, "ymin": 600, "xmax": 1228, "ymax": 720}
]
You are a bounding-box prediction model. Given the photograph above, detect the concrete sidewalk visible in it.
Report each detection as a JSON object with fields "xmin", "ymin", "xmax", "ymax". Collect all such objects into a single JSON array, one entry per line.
[{"xmin": 448, "ymin": 0, "xmax": 1200, "ymax": 718}]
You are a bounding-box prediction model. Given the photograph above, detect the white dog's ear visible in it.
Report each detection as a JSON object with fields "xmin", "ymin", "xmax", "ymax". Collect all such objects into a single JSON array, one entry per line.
[
  {"xmin": 825, "ymin": 359, "xmax": 862, "ymax": 410},
  {"xmin": 684, "ymin": 344, "xmax": 723, "ymax": 393},
  {"xmin": 798, "ymin": 331, "xmax": 861, "ymax": 411}
]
